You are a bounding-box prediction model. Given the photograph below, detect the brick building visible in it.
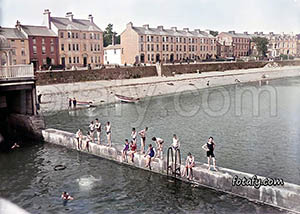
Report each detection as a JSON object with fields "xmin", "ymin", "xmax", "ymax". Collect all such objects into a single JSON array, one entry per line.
[
  {"xmin": 120, "ymin": 22, "xmax": 217, "ymax": 65},
  {"xmin": 15, "ymin": 21, "xmax": 59, "ymax": 70},
  {"xmin": 43, "ymin": 9, "xmax": 103, "ymax": 68},
  {"xmin": 0, "ymin": 26, "xmax": 30, "ymax": 65},
  {"xmin": 217, "ymin": 31, "xmax": 251, "ymax": 58}
]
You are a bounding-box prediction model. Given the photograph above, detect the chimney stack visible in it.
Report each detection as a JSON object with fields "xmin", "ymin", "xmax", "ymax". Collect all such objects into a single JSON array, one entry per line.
[
  {"xmin": 157, "ymin": 25, "xmax": 164, "ymax": 31},
  {"xmin": 15, "ymin": 20, "xmax": 21, "ymax": 31},
  {"xmin": 66, "ymin": 12, "xmax": 74, "ymax": 21},
  {"xmin": 127, "ymin": 22, "xmax": 133, "ymax": 29},
  {"xmin": 143, "ymin": 24, "xmax": 149, "ymax": 30},
  {"xmin": 244, "ymin": 31, "xmax": 248, "ymax": 35},
  {"xmin": 171, "ymin": 27, "xmax": 177, "ymax": 32},
  {"xmin": 228, "ymin": 30, "xmax": 235, "ymax": 34},
  {"xmin": 194, "ymin": 29, "xmax": 201, "ymax": 33},
  {"xmin": 43, "ymin": 9, "xmax": 51, "ymax": 29},
  {"xmin": 88, "ymin": 14, "xmax": 94, "ymax": 23},
  {"xmin": 183, "ymin": 28, "xmax": 189, "ymax": 32}
]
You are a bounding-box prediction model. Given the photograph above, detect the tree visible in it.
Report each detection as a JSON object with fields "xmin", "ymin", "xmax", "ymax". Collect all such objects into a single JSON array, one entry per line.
[
  {"xmin": 209, "ymin": 30, "xmax": 218, "ymax": 37},
  {"xmin": 103, "ymin": 24, "xmax": 120, "ymax": 47},
  {"xmin": 252, "ymin": 37, "xmax": 269, "ymax": 57}
]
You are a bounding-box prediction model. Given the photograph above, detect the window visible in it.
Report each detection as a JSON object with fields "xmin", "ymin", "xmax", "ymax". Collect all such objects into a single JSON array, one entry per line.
[
  {"xmin": 33, "ymin": 38, "xmax": 36, "ymax": 44},
  {"xmin": 162, "ymin": 37, "xmax": 165, "ymax": 42},
  {"xmin": 151, "ymin": 44, "xmax": 154, "ymax": 51},
  {"xmin": 162, "ymin": 44, "xmax": 165, "ymax": 51},
  {"xmin": 166, "ymin": 44, "xmax": 169, "ymax": 51},
  {"xmin": 60, "ymin": 32, "xmax": 64, "ymax": 38},
  {"xmin": 90, "ymin": 33, "xmax": 93, "ymax": 39},
  {"xmin": 11, "ymin": 49, "xmax": 16, "ymax": 56},
  {"xmin": 166, "ymin": 37, "xmax": 169, "ymax": 42},
  {"xmin": 69, "ymin": 57, "xmax": 72, "ymax": 63},
  {"xmin": 156, "ymin": 37, "xmax": 159, "ymax": 42},
  {"xmin": 84, "ymin": 44, "xmax": 87, "ymax": 51},
  {"xmin": 91, "ymin": 56, "xmax": 93, "ymax": 63},
  {"xmin": 76, "ymin": 33, "xmax": 78, "ymax": 39},
  {"xmin": 147, "ymin": 44, "xmax": 150, "ymax": 51},
  {"xmin": 50, "ymin": 39, "xmax": 54, "ymax": 44},
  {"xmin": 97, "ymin": 34, "xmax": 100, "ymax": 40},
  {"xmin": 184, "ymin": 45, "xmax": 186, "ymax": 52},
  {"xmin": 51, "ymin": 45, "xmax": 54, "ymax": 53},
  {"xmin": 151, "ymin": 36, "xmax": 153, "ymax": 42},
  {"xmin": 42, "ymin": 46, "xmax": 46, "ymax": 54},
  {"xmin": 83, "ymin": 33, "xmax": 86, "ymax": 39},
  {"xmin": 76, "ymin": 44, "xmax": 79, "ymax": 51},
  {"xmin": 77, "ymin": 57, "xmax": 80, "ymax": 63},
  {"xmin": 21, "ymin": 40, "xmax": 24, "ymax": 43},
  {"xmin": 156, "ymin": 44, "xmax": 159, "ymax": 51},
  {"xmin": 33, "ymin": 45, "xmax": 37, "ymax": 54},
  {"xmin": 98, "ymin": 44, "xmax": 100, "ymax": 51},
  {"xmin": 68, "ymin": 44, "xmax": 71, "ymax": 51},
  {"xmin": 72, "ymin": 32, "xmax": 75, "ymax": 38},
  {"xmin": 73, "ymin": 44, "xmax": 76, "ymax": 51},
  {"xmin": 94, "ymin": 34, "xmax": 96, "ymax": 39},
  {"xmin": 42, "ymin": 38, "xmax": 45, "ymax": 44},
  {"xmin": 171, "ymin": 45, "xmax": 173, "ymax": 52},
  {"xmin": 21, "ymin": 48, "xmax": 25, "ymax": 56},
  {"xmin": 61, "ymin": 44, "xmax": 64, "ymax": 51},
  {"xmin": 68, "ymin": 32, "xmax": 71, "ymax": 38},
  {"xmin": 140, "ymin": 36, "xmax": 143, "ymax": 42},
  {"xmin": 148, "ymin": 54, "xmax": 150, "ymax": 61},
  {"xmin": 73, "ymin": 57, "xmax": 76, "ymax": 63},
  {"xmin": 147, "ymin": 36, "xmax": 150, "ymax": 42},
  {"xmin": 91, "ymin": 44, "xmax": 93, "ymax": 51},
  {"xmin": 141, "ymin": 44, "xmax": 144, "ymax": 51}
]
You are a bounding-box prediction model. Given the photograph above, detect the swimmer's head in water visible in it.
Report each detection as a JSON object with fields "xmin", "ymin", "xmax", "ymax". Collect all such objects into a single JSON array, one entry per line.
[
  {"xmin": 152, "ymin": 137, "xmax": 156, "ymax": 141},
  {"xmin": 145, "ymin": 127, "xmax": 148, "ymax": 131},
  {"xmin": 132, "ymin": 128, "xmax": 135, "ymax": 131}
]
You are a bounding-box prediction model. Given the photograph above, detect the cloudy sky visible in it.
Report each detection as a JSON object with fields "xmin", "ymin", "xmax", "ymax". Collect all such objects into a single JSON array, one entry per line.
[{"xmin": 1, "ymin": 0, "xmax": 300, "ymax": 34}]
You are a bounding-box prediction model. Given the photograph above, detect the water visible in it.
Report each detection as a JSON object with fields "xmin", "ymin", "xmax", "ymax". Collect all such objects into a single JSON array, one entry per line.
[
  {"xmin": 1, "ymin": 76, "xmax": 300, "ymax": 213},
  {"xmin": 45, "ymin": 76, "xmax": 300, "ymax": 185},
  {"xmin": 0, "ymin": 143, "xmax": 287, "ymax": 214}
]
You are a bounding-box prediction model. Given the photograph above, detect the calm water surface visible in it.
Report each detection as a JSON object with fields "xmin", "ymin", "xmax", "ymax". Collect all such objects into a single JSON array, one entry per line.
[{"xmin": 1, "ymin": 76, "xmax": 300, "ymax": 213}]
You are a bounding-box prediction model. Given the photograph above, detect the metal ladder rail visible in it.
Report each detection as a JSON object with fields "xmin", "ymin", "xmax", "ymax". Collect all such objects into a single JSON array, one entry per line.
[
  {"xmin": 174, "ymin": 148, "xmax": 181, "ymax": 177},
  {"xmin": 166, "ymin": 147, "xmax": 174, "ymax": 176}
]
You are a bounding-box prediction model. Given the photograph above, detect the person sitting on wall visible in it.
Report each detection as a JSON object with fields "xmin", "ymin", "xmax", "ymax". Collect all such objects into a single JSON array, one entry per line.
[
  {"xmin": 129, "ymin": 140, "xmax": 137, "ymax": 162},
  {"xmin": 85, "ymin": 131, "xmax": 93, "ymax": 152},
  {"xmin": 182, "ymin": 152, "xmax": 195, "ymax": 180}
]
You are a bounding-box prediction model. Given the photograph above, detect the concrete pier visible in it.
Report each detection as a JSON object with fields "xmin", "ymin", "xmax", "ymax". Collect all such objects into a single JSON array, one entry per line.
[{"xmin": 42, "ymin": 128, "xmax": 300, "ymax": 213}]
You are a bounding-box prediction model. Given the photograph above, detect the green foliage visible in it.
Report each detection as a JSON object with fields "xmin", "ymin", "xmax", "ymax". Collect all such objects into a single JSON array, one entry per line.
[
  {"xmin": 209, "ymin": 30, "xmax": 219, "ymax": 37},
  {"xmin": 103, "ymin": 24, "xmax": 120, "ymax": 47},
  {"xmin": 279, "ymin": 54, "xmax": 294, "ymax": 60},
  {"xmin": 252, "ymin": 37, "xmax": 269, "ymax": 57}
]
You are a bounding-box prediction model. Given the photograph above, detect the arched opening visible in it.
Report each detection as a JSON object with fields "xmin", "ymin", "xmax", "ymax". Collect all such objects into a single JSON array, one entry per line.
[
  {"xmin": 140, "ymin": 54, "xmax": 145, "ymax": 63},
  {"xmin": 156, "ymin": 53, "xmax": 160, "ymax": 62},
  {"xmin": 170, "ymin": 54, "xmax": 174, "ymax": 62}
]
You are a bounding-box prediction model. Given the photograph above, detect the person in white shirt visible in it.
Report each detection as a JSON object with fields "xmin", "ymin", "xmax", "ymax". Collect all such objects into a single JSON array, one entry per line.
[
  {"xmin": 152, "ymin": 137, "xmax": 164, "ymax": 159},
  {"xmin": 172, "ymin": 134, "xmax": 180, "ymax": 151},
  {"xmin": 182, "ymin": 152, "xmax": 195, "ymax": 180},
  {"xmin": 88, "ymin": 121, "xmax": 95, "ymax": 143},
  {"xmin": 131, "ymin": 128, "xmax": 137, "ymax": 144},
  {"xmin": 95, "ymin": 118, "xmax": 101, "ymax": 144},
  {"xmin": 106, "ymin": 121, "xmax": 112, "ymax": 146},
  {"xmin": 75, "ymin": 129, "xmax": 83, "ymax": 150},
  {"xmin": 138, "ymin": 127, "xmax": 148, "ymax": 154}
]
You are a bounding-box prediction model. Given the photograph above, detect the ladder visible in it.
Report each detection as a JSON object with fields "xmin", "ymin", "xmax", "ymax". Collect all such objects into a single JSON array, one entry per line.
[{"xmin": 166, "ymin": 147, "xmax": 181, "ymax": 177}]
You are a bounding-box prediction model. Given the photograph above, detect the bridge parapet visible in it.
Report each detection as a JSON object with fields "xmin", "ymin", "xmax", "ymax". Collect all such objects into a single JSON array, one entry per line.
[{"xmin": 0, "ymin": 64, "xmax": 34, "ymax": 80}]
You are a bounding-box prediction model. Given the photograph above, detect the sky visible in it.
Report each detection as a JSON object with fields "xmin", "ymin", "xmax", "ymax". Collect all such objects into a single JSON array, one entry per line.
[{"xmin": 1, "ymin": 0, "xmax": 300, "ymax": 35}]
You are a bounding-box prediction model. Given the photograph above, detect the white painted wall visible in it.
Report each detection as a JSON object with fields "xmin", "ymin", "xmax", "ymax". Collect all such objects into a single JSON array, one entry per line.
[{"xmin": 104, "ymin": 48, "xmax": 121, "ymax": 65}]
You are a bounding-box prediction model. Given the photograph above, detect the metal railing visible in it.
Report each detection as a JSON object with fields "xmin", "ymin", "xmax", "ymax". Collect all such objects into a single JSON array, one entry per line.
[{"xmin": 0, "ymin": 64, "xmax": 34, "ymax": 79}]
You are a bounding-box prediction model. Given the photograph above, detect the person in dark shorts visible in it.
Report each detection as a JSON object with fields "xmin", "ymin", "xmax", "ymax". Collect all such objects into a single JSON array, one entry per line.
[
  {"xmin": 202, "ymin": 136, "xmax": 218, "ymax": 171},
  {"xmin": 138, "ymin": 127, "xmax": 148, "ymax": 154},
  {"xmin": 68, "ymin": 98, "xmax": 72, "ymax": 108},
  {"xmin": 73, "ymin": 97, "xmax": 77, "ymax": 108}
]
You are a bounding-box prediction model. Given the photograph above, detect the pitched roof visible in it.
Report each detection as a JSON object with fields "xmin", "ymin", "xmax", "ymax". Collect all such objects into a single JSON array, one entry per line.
[
  {"xmin": 131, "ymin": 26, "xmax": 214, "ymax": 38},
  {"xmin": 219, "ymin": 32, "xmax": 252, "ymax": 39},
  {"xmin": 50, "ymin": 17, "xmax": 102, "ymax": 32},
  {"xmin": 21, "ymin": 25, "xmax": 57, "ymax": 37},
  {"xmin": 0, "ymin": 27, "xmax": 27, "ymax": 39},
  {"xmin": 104, "ymin": 44, "xmax": 121, "ymax": 50}
]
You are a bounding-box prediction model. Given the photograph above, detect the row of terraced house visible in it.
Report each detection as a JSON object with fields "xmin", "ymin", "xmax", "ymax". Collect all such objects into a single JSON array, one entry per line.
[{"xmin": 1, "ymin": 9, "xmax": 300, "ymax": 70}]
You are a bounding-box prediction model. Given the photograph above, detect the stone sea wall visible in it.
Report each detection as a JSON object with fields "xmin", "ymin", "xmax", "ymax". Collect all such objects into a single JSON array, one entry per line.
[
  {"xmin": 43, "ymin": 128, "xmax": 300, "ymax": 213},
  {"xmin": 36, "ymin": 60, "xmax": 300, "ymax": 85}
]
